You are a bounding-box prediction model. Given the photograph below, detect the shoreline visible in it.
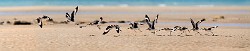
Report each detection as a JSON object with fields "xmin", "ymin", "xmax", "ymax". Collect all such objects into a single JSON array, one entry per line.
[{"xmin": 0, "ymin": 6, "xmax": 249, "ymax": 27}]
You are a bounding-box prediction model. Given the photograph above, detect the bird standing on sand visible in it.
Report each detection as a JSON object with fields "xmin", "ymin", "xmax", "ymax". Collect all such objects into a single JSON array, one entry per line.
[{"xmin": 103, "ymin": 25, "xmax": 122, "ymax": 35}]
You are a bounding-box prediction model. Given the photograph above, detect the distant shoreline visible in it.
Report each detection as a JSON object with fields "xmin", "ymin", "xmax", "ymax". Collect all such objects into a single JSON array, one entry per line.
[{"xmin": 0, "ymin": 6, "xmax": 250, "ymax": 12}]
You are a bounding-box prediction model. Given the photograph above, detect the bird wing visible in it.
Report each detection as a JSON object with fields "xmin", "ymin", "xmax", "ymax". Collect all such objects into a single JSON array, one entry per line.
[
  {"xmin": 151, "ymin": 19, "xmax": 156, "ymax": 29},
  {"xmin": 195, "ymin": 21, "xmax": 200, "ymax": 29},
  {"xmin": 155, "ymin": 14, "xmax": 159, "ymax": 23},
  {"xmin": 145, "ymin": 15, "xmax": 150, "ymax": 22},
  {"xmin": 129, "ymin": 22, "xmax": 134, "ymax": 27},
  {"xmin": 103, "ymin": 26, "xmax": 113, "ymax": 35},
  {"xmin": 145, "ymin": 18, "xmax": 152, "ymax": 29},
  {"xmin": 39, "ymin": 19, "xmax": 43, "ymax": 28},
  {"xmin": 75, "ymin": 6, "xmax": 78, "ymax": 15},
  {"xmin": 66, "ymin": 13, "xmax": 71, "ymax": 20},
  {"xmin": 115, "ymin": 25, "xmax": 121, "ymax": 33},
  {"xmin": 36, "ymin": 18, "xmax": 41, "ymax": 23},
  {"xmin": 190, "ymin": 18, "xmax": 196, "ymax": 29},
  {"xmin": 200, "ymin": 19, "xmax": 206, "ymax": 22},
  {"xmin": 70, "ymin": 11, "xmax": 75, "ymax": 22}
]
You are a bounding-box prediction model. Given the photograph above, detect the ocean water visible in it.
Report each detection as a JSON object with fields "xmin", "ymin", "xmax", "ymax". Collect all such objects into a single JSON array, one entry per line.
[{"xmin": 0, "ymin": 0, "xmax": 249, "ymax": 7}]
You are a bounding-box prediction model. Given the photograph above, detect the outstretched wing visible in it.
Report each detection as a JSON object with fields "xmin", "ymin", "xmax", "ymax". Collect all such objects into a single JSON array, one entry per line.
[
  {"xmin": 75, "ymin": 6, "xmax": 78, "ymax": 15},
  {"xmin": 200, "ymin": 19, "xmax": 206, "ymax": 22},
  {"xmin": 39, "ymin": 19, "xmax": 43, "ymax": 28},
  {"xmin": 190, "ymin": 18, "xmax": 196, "ymax": 29},
  {"xmin": 155, "ymin": 14, "xmax": 159, "ymax": 23},
  {"xmin": 145, "ymin": 17, "xmax": 152, "ymax": 29},
  {"xmin": 103, "ymin": 26, "xmax": 113, "ymax": 35},
  {"xmin": 145, "ymin": 15, "xmax": 150, "ymax": 22},
  {"xmin": 151, "ymin": 19, "xmax": 156, "ymax": 29},
  {"xmin": 195, "ymin": 21, "xmax": 200, "ymax": 29},
  {"xmin": 66, "ymin": 13, "xmax": 71, "ymax": 20},
  {"xmin": 70, "ymin": 11, "xmax": 75, "ymax": 22}
]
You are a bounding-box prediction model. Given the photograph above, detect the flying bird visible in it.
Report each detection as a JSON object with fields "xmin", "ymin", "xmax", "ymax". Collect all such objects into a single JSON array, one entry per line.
[
  {"xmin": 190, "ymin": 18, "xmax": 205, "ymax": 30},
  {"xmin": 201, "ymin": 26, "xmax": 218, "ymax": 36},
  {"xmin": 87, "ymin": 17, "xmax": 104, "ymax": 29},
  {"xmin": 145, "ymin": 14, "xmax": 159, "ymax": 30},
  {"xmin": 190, "ymin": 18, "xmax": 206, "ymax": 35},
  {"xmin": 128, "ymin": 22, "xmax": 142, "ymax": 32},
  {"xmin": 65, "ymin": 6, "xmax": 78, "ymax": 22},
  {"xmin": 144, "ymin": 14, "xmax": 159, "ymax": 34},
  {"xmin": 103, "ymin": 25, "xmax": 122, "ymax": 35}
]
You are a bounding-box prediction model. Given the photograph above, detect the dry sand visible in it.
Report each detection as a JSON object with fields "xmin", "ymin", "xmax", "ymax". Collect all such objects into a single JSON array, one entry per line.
[{"xmin": 0, "ymin": 6, "xmax": 250, "ymax": 51}]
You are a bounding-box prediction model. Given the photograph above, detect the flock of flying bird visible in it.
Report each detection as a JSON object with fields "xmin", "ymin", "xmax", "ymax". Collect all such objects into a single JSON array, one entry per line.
[{"xmin": 36, "ymin": 6, "xmax": 219, "ymax": 36}]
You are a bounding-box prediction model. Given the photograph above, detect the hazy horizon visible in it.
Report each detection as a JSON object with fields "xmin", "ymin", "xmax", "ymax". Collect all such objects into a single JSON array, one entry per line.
[{"xmin": 0, "ymin": 0, "xmax": 249, "ymax": 7}]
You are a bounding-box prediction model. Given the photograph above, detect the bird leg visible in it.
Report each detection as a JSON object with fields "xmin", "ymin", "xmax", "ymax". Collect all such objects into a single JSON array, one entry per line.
[
  {"xmin": 169, "ymin": 31, "xmax": 172, "ymax": 36},
  {"xmin": 188, "ymin": 30, "xmax": 190, "ymax": 33},
  {"xmin": 209, "ymin": 31, "xmax": 215, "ymax": 36},
  {"xmin": 195, "ymin": 31, "xmax": 202, "ymax": 35},
  {"xmin": 97, "ymin": 25, "xmax": 101, "ymax": 29},
  {"xmin": 138, "ymin": 29, "xmax": 142, "ymax": 32},
  {"xmin": 134, "ymin": 29, "xmax": 137, "ymax": 32}
]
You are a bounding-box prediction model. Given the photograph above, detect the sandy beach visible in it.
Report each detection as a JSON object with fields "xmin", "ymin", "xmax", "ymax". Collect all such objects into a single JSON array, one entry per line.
[{"xmin": 0, "ymin": 6, "xmax": 250, "ymax": 51}]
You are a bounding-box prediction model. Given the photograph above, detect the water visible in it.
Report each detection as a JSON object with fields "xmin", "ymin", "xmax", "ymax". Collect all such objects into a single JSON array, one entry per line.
[
  {"xmin": 0, "ymin": 0, "xmax": 249, "ymax": 7},
  {"xmin": 0, "ymin": 10, "xmax": 249, "ymax": 15}
]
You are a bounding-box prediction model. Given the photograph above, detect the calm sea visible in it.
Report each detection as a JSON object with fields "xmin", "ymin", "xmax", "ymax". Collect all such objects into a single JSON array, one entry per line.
[{"xmin": 0, "ymin": 0, "xmax": 249, "ymax": 7}]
